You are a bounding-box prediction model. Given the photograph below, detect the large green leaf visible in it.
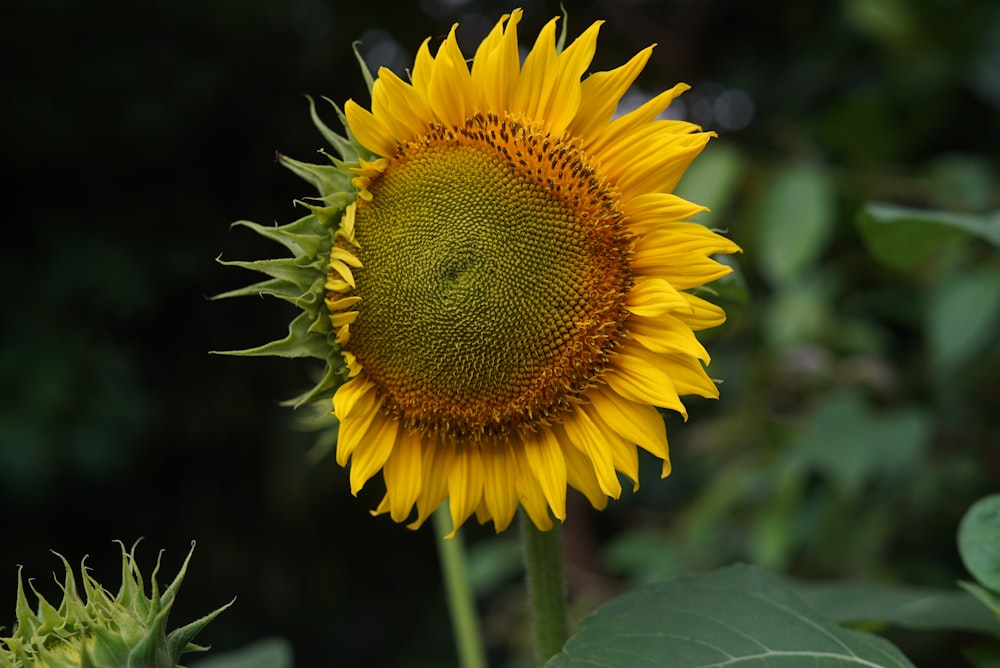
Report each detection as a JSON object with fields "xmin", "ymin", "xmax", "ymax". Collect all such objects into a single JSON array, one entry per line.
[
  {"xmin": 926, "ymin": 270, "xmax": 1000, "ymax": 374},
  {"xmin": 755, "ymin": 164, "xmax": 835, "ymax": 286},
  {"xmin": 547, "ymin": 564, "xmax": 915, "ymax": 668},
  {"xmin": 856, "ymin": 203, "xmax": 1000, "ymax": 271},
  {"xmin": 960, "ymin": 495, "xmax": 1000, "ymax": 594},
  {"xmin": 188, "ymin": 638, "xmax": 293, "ymax": 668},
  {"xmin": 787, "ymin": 580, "xmax": 999, "ymax": 635}
]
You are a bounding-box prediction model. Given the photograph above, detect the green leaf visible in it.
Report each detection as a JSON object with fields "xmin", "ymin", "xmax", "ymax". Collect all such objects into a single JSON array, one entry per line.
[
  {"xmin": 755, "ymin": 163, "xmax": 835, "ymax": 286},
  {"xmin": 959, "ymin": 581, "xmax": 1000, "ymax": 621},
  {"xmin": 856, "ymin": 203, "xmax": 1000, "ymax": 271},
  {"xmin": 959, "ymin": 494, "xmax": 1000, "ymax": 593},
  {"xmin": 188, "ymin": 637, "xmax": 293, "ymax": 668},
  {"xmin": 547, "ymin": 564, "xmax": 915, "ymax": 668},
  {"xmin": 786, "ymin": 391, "xmax": 929, "ymax": 498},
  {"xmin": 787, "ymin": 579, "xmax": 999, "ymax": 635},
  {"xmin": 926, "ymin": 269, "xmax": 1000, "ymax": 374},
  {"xmin": 306, "ymin": 95, "xmax": 357, "ymax": 163}
]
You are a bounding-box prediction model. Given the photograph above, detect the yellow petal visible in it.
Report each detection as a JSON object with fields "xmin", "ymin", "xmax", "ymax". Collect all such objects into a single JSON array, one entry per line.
[
  {"xmin": 514, "ymin": 444, "xmax": 554, "ymax": 530},
  {"xmin": 371, "ymin": 67, "xmax": 433, "ymax": 142},
  {"xmin": 330, "ymin": 246, "xmax": 363, "ymax": 267},
  {"xmin": 589, "ymin": 388, "xmax": 670, "ymax": 463},
  {"xmin": 640, "ymin": 255, "xmax": 735, "ymax": 291},
  {"xmin": 626, "ymin": 277, "xmax": 689, "ymax": 317},
  {"xmin": 535, "ymin": 20, "xmax": 603, "ymax": 135},
  {"xmin": 522, "ymin": 429, "xmax": 568, "ymax": 521},
  {"xmin": 328, "ymin": 258, "xmax": 356, "ymax": 287},
  {"xmin": 409, "ymin": 436, "xmax": 450, "ymax": 530},
  {"xmin": 591, "ymin": 412, "xmax": 640, "ymax": 492},
  {"xmin": 558, "ymin": 426, "xmax": 608, "ymax": 510},
  {"xmin": 447, "ymin": 445, "xmax": 484, "ymax": 536},
  {"xmin": 481, "ymin": 438, "xmax": 519, "ymax": 532},
  {"xmin": 633, "ymin": 227, "xmax": 741, "ymax": 263},
  {"xmin": 585, "ymin": 83, "xmax": 689, "ymax": 155},
  {"xmin": 676, "ymin": 292, "xmax": 728, "ymax": 331},
  {"xmin": 344, "ymin": 99, "xmax": 396, "ymax": 157},
  {"xmin": 571, "ymin": 46, "xmax": 654, "ymax": 142},
  {"xmin": 326, "ymin": 296, "xmax": 362, "ymax": 311},
  {"xmin": 329, "ymin": 310, "xmax": 359, "ymax": 327},
  {"xmin": 410, "ymin": 37, "xmax": 435, "ymax": 93},
  {"xmin": 382, "ymin": 431, "xmax": 423, "ymax": 522},
  {"xmin": 627, "ymin": 313, "xmax": 710, "ymax": 362},
  {"xmin": 623, "ymin": 192, "xmax": 709, "ymax": 234},
  {"xmin": 427, "ymin": 24, "xmax": 475, "ymax": 127},
  {"xmin": 471, "ymin": 10, "xmax": 522, "ymax": 111},
  {"xmin": 601, "ymin": 126, "xmax": 713, "ymax": 195},
  {"xmin": 349, "ymin": 414, "xmax": 399, "ymax": 494},
  {"xmin": 561, "ymin": 410, "xmax": 621, "ymax": 499},
  {"xmin": 372, "ymin": 494, "xmax": 391, "ymax": 517},
  {"xmin": 605, "ymin": 347, "xmax": 687, "ymax": 416},
  {"xmin": 332, "ymin": 376, "xmax": 376, "ymax": 421},
  {"xmin": 512, "ymin": 17, "xmax": 560, "ymax": 127},
  {"xmin": 660, "ymin": 353, "xmax": 720, "ymax": 399}
]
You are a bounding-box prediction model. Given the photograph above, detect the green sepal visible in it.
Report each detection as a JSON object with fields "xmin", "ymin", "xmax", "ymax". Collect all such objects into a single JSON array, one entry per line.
[
  {"xmin": 216, "ymin": 311, "xmax": 333, "ymax": 360},
  {"xmin": 556, "ymin": 5, "xmax": 569, "ymax": 53},
  {"xmin": 212, "ymin": 277, "xmax": 315, "ymax": 308},
  {"xmin": 0, "ymin": 542, "xmax": 230, "ymax": 668},
  {"xmin": 278, "ymin": 153, "xmax": 353, "ymax": 198},
  {"xmin": 295, "ymin": 195, "xmax": 354, "ymax": 227},
  {"xmin": 229, "ymin": 215, "xmax": 332, "ymax": 258},
  {"xmin": 307, "ymin": 95, "xmax": 359, "ymax": 163},
  {"xmin": 218, "ymin": 87, "xmax": 363, "ymax": 440},
  {"xmin": 216, "ymin": 256, "xmax": 324, "ymax": 293},
  {"xmin": 352, "ymin": 41, "xmax": 376, "ymax": 95}
]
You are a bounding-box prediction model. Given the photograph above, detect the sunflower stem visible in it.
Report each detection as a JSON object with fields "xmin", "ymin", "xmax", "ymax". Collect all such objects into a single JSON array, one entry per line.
[
  {"xmin": 433, "ymin": 504, "xmax": 488, "ymax": 668},
  {"xmin": 520, "ymin": 512, "xmax": 568, "ymax": 666}
]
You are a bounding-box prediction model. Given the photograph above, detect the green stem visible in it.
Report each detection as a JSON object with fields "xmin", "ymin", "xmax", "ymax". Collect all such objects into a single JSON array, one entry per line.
[
  {"xmin": 520, "ymin": 511, "xmax": 568, "ymax": 666},
  {"xmin": 433, "ymin": 504, "xmax": 487, "ymax": 668}
]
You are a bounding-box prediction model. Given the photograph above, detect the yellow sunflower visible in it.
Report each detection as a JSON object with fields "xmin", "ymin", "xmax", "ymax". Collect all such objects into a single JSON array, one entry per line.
[
  {"xmin": 220, "ymin": 9, "xmax": 739, "ymax": 537},
  {"xmin": 328, "ymin": 10, "xmax": 739, "ymax": 535}
]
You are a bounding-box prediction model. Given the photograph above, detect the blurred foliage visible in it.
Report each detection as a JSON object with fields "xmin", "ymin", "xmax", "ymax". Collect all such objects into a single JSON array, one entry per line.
[{"xmin": 3, "ymin": 0, "xmax": 999, "ymax": 666}]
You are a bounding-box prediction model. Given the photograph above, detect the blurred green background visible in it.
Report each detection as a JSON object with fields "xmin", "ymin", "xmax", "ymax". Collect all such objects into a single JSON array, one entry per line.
[{"xmin": 3, "ymin": 0, "xmax": 998, "ymax": 666}]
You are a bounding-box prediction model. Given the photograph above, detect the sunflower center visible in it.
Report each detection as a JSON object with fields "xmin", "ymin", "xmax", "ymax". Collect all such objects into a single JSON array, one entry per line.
[{"xmin": 344, "ymin": 114, "xmax": 633, "ymax": 439}]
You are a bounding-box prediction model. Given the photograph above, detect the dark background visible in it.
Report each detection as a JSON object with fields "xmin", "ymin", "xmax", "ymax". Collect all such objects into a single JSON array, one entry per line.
[{"xmin": 4, "ymin": 0, "xmax": 999, "ymax": 666}]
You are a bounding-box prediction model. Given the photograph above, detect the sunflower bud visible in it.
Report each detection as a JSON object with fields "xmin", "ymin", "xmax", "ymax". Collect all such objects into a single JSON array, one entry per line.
[{"xmin": 0, "ymin": 541, "xmax": 231, "ymax": 668}]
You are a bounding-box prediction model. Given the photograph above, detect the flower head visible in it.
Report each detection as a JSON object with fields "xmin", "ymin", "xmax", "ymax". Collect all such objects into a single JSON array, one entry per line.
[
  {"xmin": 219, "ymin": 10, "xmax": 740, "ymax": 535},
  {"xmin": 0, "ymin": 542, "xmax": 230, "ymax": 668}
]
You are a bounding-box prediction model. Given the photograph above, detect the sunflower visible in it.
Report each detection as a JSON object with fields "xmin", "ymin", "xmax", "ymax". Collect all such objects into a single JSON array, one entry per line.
[{"xmin": 221, "ymin": 9, "xmax": 739, "ymax": 536}]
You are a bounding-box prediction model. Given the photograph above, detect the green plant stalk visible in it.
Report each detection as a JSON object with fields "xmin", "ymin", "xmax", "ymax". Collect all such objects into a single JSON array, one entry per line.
[
  {"xmin": 433, "ymin": 504, "xmax": 488, "ymax": 668},
  {"xmin": 520, "ymin": 511, "xmax": 568, "ymax": 665}
]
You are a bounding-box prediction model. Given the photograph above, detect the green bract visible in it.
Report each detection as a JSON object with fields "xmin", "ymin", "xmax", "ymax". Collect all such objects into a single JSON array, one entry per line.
[
  {"xmin": 213, "ymin": 97, "xmax": 368, "ymax": 417},
  {"xmin": 0, "ymin": 542, "xmax": 230, "ymax": 668}
]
